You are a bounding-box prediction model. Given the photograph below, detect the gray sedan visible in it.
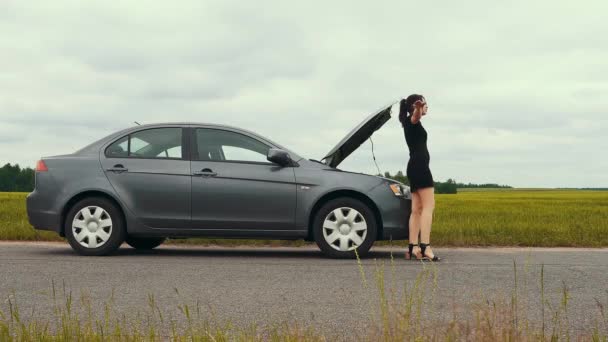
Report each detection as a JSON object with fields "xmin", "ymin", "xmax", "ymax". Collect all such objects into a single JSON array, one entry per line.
[{"xmin": 26, "ymin": 106, "xmax": 411, "ymax": 258}]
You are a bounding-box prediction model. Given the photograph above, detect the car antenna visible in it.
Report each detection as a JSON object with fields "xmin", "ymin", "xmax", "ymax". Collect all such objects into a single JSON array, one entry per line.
[{"xmin": 134, "ymin": 121, "xmax": 141, "ymax": 126}]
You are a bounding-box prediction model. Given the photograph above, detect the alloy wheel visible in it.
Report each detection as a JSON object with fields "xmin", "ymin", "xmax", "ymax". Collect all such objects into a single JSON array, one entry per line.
[
  {"xmin": 71, "ymin": 206, "xmax": 113, "ymax": 248},
  {"xmin": 322, "ymin": 207, "xmax": 368, "ymax": 252}
]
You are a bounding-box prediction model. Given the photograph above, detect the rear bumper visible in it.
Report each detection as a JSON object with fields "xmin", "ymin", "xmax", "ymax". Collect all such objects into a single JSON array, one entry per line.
[{"xmin": 26, "ymin": 191, "xmax": 62, "ymax": 234}]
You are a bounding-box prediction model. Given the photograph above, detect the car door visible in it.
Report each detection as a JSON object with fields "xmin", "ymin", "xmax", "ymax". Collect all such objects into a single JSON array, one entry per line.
[
  {"xmin": 190, "ymin": 127, "xmax": 297, "ymax": 231},
  {"xmin": 101, "ymin": 126, "xmax": 191, "ymax": 229}
]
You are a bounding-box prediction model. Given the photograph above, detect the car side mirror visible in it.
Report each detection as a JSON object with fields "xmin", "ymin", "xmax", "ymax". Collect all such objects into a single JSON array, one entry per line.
[{"xmin": 267, "ymin": 148, "xmax": 293, "ymax": 167}]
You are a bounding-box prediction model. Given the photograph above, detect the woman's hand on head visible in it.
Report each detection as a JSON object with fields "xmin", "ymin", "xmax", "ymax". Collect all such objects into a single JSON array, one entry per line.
[
  {"xmin": 413, "ymin": 100, "xmax": 423, "ymax": 112},
  {"xmin": 410, "ymin": 100, "xmax": 424, "ymax": 123}
]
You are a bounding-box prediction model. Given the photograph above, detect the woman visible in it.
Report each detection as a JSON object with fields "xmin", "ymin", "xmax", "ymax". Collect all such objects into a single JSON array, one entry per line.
[{"xmin": 400, "ymin": 94, "xmax": 441, "ymax": 261}]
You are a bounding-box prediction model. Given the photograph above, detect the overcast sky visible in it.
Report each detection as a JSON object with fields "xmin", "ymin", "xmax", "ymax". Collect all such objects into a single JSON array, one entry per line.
[{"xmin": 1, "ymin": 1, "xmax": 606, "ymax": 188}]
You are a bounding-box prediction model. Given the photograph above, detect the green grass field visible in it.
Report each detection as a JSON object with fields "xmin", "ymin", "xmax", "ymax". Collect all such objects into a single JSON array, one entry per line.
[
  {"xmin": 432, "ymin": 190, "xmax": 608, "ymax": 246},
  {"xmin": 1, "ymin": 190, "xmax": 607, "ymax": 246}
]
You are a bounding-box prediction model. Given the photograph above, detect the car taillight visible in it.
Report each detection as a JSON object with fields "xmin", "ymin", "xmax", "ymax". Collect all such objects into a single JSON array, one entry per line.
[{"xmin": 36, "ymin": 160, "xmax": 48, "ymax": 172}]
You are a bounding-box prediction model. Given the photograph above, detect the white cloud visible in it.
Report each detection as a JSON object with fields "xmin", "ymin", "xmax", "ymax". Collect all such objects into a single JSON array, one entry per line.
[{"xmin": 0, "ymin": 0, "xmax": 606, "ymax": 187}]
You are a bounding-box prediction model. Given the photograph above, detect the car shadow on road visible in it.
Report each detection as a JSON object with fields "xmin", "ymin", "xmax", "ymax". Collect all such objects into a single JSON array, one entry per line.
[{"xmin": 37, "ymin": 245, "xmax": 397, "ymax": 259}]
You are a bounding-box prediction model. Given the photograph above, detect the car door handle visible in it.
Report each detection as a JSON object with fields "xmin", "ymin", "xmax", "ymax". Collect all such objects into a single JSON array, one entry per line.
[
  {"xmin": 106, "ymin": 164, "xmax": 128, "ymax": 173},
  {"xmin": 193, "ymin": 168, "xmax": 217, "ymax": 177}
]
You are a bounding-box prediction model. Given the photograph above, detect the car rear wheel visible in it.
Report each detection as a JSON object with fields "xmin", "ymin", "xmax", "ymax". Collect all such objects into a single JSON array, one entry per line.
[
  {"xmin": 65, "ymin": 197, "xmax": 125, "ymax": 256},
  {"xmin": 313, "ymin": 197, "xmax": 377, "ymax": 258},
  {"xmin": 125, "ymin": 236, "xmax": 165, "ymax": 250}
]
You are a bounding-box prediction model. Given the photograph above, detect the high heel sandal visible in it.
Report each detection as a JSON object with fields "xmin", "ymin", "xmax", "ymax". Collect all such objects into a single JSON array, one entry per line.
[
  {"xmin": 419, "ymin": 243, "xmax": 441, "ymax": 262},
  {"xmin": 405, "ymin": 243, "xmax": 419, "ymax": 260}
]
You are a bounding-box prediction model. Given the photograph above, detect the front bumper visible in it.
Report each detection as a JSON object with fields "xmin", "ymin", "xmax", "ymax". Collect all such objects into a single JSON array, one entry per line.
[{"xmin": 379, "ymin": 197, "xmax": 411, "ymax": 240}]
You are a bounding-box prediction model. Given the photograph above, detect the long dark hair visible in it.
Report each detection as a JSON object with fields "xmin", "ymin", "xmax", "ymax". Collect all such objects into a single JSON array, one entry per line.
[{"xmin": 398, "ymin": 94, "xmax": 425, "ymax": 126}]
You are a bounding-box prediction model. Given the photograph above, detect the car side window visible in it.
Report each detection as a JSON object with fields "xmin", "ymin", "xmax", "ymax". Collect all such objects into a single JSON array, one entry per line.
[
  {"xmin": 195, "ymin": 128, "xmax": 270, "ymax": 163},
  {"xmin": 157, "ymin": 146, "xmax": 182, "ymax": 158},
  {"xmin": 106, "ymin": 136, "xmax": 129, "ymax": 157},
  {"xmin": 106, "ymin": 128, "xmax": 183, "ymax": 159}
]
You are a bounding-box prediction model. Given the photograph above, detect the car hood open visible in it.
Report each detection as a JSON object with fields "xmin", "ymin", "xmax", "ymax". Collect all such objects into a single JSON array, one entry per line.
[{"xmin": 321, "ymin": 105, "xmax": 393, "ymax": 168}]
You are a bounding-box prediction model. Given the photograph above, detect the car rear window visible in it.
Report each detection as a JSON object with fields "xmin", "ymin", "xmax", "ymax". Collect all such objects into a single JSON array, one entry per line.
[{"xmin": 105, "ymin": 128, "xmax": 183, "ymax": 159}]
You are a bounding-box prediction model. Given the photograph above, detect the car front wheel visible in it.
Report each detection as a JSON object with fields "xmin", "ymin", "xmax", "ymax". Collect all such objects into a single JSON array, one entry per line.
[
  {"xmin": 65, "ymin": 197, "xmax": 125, "ymax": 256},
  {"xmin": 313, "ymin": 197, "xmax": 377, "ymax": 258}
]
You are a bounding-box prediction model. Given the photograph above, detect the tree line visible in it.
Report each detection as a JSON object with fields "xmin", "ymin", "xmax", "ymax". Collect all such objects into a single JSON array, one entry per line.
[
  {"xmin": 0, "ymin": 163, "xmax": 35, "ymax": 192},
  {"xmin": 378, "ymin": 171, "xmax": 512, "ymax": 194}
]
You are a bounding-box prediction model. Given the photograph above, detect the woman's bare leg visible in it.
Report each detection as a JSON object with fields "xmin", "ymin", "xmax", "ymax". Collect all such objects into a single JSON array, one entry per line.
[
  {"xmin": 418, "ymin": 187, "xmax": 436, "ymax": 257},
  {"xmin": 409, "ymin": 191, "xmax": 422, "ymax": 251}
]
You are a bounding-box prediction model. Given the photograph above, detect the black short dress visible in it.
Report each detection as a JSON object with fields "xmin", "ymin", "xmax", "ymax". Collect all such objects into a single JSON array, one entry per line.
[{"xmin": 403, "ymin": 114, "xmax": 434, "ymax": 192}]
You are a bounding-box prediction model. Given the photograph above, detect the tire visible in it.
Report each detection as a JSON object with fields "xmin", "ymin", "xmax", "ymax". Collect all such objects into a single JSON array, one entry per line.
[
  {"xmin": 125, "ymin": 236, "xmax": 165, "ymax": 250},
  {"xmin": 313, "ymin": 197, "xmax": 377, "ymax": 259},
  {"xmin": 64, "ymin": 197, "xmax": 126, "ymax": 256}
]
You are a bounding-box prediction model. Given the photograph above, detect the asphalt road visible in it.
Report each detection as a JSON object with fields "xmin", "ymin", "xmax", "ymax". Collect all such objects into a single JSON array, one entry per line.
[{"xmin": 1, "ymin": 242, "xmax": 607, "ymax": 339}]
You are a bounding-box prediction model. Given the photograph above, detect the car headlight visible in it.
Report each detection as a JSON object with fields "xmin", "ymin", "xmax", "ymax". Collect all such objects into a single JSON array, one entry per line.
[
  {"xmin": 389, "ymin": 183, "xmax": 404, "ymax": 196},
  {"xmin": 389, "ymin": 183, "xmax": 411, "ymax": 198}
]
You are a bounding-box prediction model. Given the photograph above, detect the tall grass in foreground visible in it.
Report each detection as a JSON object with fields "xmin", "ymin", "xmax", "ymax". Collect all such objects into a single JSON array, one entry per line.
[
  {"xmin": 2, "ymin": 190, "xmax": 608, "ymax": 246},
  {"xmin": 2, "ymin": 255, "xmax": 607, "ymax": 341}
]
